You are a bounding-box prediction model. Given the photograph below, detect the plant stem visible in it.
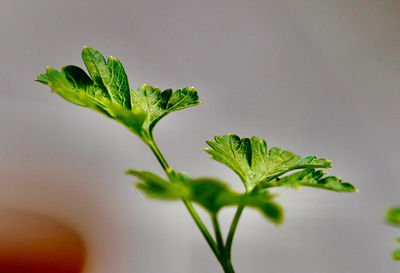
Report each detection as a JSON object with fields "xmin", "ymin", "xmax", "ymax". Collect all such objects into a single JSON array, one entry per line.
[
  {"xmin": 146, "ymin": 138, "xmax": 221, "ymax": 264},
  {"xmin": 212, "ymin": 214, "xmax": 235, "ymax": 273},
  {"xmin": 212, "ymin": 214, "xmax": 225, "ymax": 259},
  {"xmin": 225, "ymin": 205, "xmax": 245, "ymax": 259},
  {"xmin": 147, "ymin": 140, "xmax": 170, "ymax": 171},
  {"xmin": 183, "ymin": 199, "xmax": 221, "ymax": 260}
]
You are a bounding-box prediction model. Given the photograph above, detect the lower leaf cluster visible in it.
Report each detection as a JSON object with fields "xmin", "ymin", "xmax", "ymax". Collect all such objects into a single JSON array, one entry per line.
[
  {"xmin": 127, "ymin": 154, "xmax": 356, "ymax": 225},
  {"xmin": 126, "ymin": 169, "xmax": 283, "ymax": 224}
]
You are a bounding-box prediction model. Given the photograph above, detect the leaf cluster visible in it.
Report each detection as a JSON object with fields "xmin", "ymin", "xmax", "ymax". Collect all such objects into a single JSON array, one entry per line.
[
  {"xmin": 37, "ymin": 47, "xmax": 201, "ymax": 144},
  {"xmin": 127, "ymin": 169, "xmax": 283, "ymax": 223},
  {"xmin": 37, "ymin": 47, "xmax": 357, "ymax": 272},
  {"xmin": 37, "ymin": 47, "xmax": 356, "ymax": 224},
  {"xmin": 127, "ymin": 133, "xmax": 355, "ymax": 222}
]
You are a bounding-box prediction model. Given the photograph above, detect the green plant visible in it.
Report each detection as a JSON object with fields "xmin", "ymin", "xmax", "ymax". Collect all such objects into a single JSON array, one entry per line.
[
  {"xmin": 37, "ymin": 47, "xmax": 357, "ymax": 273},
  {"xmin": 385, "ymin": 207, "xmax": 400, "ymax": 260}
]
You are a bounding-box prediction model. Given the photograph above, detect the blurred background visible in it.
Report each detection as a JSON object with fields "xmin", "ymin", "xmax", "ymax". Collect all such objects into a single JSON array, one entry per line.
[{"xmin": 1, "ymin": 0, "xmax": 400, "ymax": 272}]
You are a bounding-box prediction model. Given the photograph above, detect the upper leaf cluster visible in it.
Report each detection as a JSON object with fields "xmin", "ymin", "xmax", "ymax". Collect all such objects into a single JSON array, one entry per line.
[{"xmin": 37, "ymin": 47, "xmax": 201, "ymax": 144}]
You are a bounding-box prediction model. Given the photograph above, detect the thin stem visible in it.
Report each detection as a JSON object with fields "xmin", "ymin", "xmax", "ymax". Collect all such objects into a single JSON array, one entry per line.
[
  {"xmin": 147, "ymin": 140, "xmax": 169, "ymax": 171},
  {"xmin": 212, "ymin": 214, "xmax": 225, "ymax": 258},
  {"xmin": 146, "ymin": 137, "xmax": 220, "ymax": 262},
  {"xmin": 183, "ymin": 199, "xmax": 221, "ymax": 260},
  {"xmin": 225, "ymin": 205, "xmax": 245, "ymax": 259},
  {"xmin": 212, "ymin": 214, "xmax": 235, "ymax": 273}
]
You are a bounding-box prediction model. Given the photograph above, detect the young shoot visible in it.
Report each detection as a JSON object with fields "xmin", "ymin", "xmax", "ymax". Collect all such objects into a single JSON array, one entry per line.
[{"xmin": 37, "ymin": 47, "xmax": 357, "ymax": 273}]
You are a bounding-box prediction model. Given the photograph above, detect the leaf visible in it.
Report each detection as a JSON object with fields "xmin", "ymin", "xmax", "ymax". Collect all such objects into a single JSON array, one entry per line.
[
  {"xmin": 126, "ymin": 170, "xmax": 190, "ymax": 200},
  {"xmin": 127, "ymin": 169, "xmax": 283, "ymax": 224},
  {"xmin": 131, "ymin": 84, "xmax": 202, "ymax": 134},
  {"xmin": 386, "ymin": 207, "xmax": 400, "ymax": 227},
  {"xmin": 37, "ymin": 47, "xmax": 201, "ymax": 143},
  {"xmin": 189, "ymin": 178, "xmax": 283, "ymax": 224},
  {"xmin": 37, "ymin": 51, "xmax": 146, "ymax": 137},
  {"xmin": 205, "ymin": 134, "xmax": 332, "ymax": 191},
  {"xmin": 81, "ymin": 47, "xmax": 131, "ymax": 108},
  {"xmin": 41, "ymin": 66, "xmax": 105, "ymax": 113},
  {"xmin": 257, "ymin": 168, "xmax": 357, "ymax": 192}
]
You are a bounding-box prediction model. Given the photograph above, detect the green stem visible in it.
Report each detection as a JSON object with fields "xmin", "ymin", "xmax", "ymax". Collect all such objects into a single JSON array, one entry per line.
[
  {"xmin": 146, "ymin": 137, "xmax": 221, "ymax": 263},
  {"xmin": 183, "ymin": 199, "xmax": 221, "ymax": 260},
  {"xmin": 225, "ymin": 205, "xmax": 245, "ymax": 259},
  {"xmin": 212, "ymin": 214, "xmax": 235, "ymax": 273},
  {"xmin": 212, "ymin": 214, "xmax": 225, "ymax": 258},
  {"xmin": 147, "ymin": 139, "xmax": 170, "ymax": 171}
]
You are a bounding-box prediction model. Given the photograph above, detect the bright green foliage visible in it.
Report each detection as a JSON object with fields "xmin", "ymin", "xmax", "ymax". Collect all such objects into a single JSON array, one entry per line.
[
  {"xmin": 81, "ymin": 47, "xmax": 131, "ymax": 108},
  {"xmin": 36, "ymin": 47, "xmax": 201, "ymax": 143},
  {"xmin": 205, "ymin": 134, "xmax": 335, "ymax": 191},
  {"xmin": 385, "ymin": 207, "xmax": 400, "ymax": 260},
  {"xmin": 258, "ymin": 168, "xmax": 356, "ymax": 192},
  {"xmin": 127, "ymin": 170, "xmax": 283, "ymax": 224},
  {"xmin": 37, "ymin": 47, "xmax": 356, "ymax": 273},
  {"xmin": 131, "ymin": 84, "xmax": 201, "ymax": 135},
  {"xmin": 126, "ymin": 170, "xmax": 190, "ymax": 200}
]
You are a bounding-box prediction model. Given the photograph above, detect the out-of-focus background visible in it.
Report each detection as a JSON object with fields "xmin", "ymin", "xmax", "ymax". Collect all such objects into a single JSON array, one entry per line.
[{"xmin": 1, "ymin": 0, "xmax": 400, "ymax": 272}]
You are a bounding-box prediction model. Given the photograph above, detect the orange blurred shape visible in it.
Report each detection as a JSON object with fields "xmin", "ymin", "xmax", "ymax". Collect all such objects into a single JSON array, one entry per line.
[{"xmin": 0, "ymin": 209, "xmax": 86, "ymax": 273}]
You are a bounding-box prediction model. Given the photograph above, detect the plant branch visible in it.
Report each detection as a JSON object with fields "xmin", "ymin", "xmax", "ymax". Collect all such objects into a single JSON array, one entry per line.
[
  {"xmin": 225, "ymin": 205, "xmax": 245, "ymax": 259},
  {"xmin": 183, "ymin": 200, "xmax": 221, "ymax": 259},
  {"xmin": 212, "ymin": 214, "xmax": 225, "ymax": 258},
  {"xmin": 147, "ymin": 139, "xmax": 170, "ymax": 171},
  {"xmin": 147, "ymin": 137, "xmax": 221, "ymax": 261},
  {"xmin": 212, "ymin": 214, "xmax": 235, "ymax": 273}
]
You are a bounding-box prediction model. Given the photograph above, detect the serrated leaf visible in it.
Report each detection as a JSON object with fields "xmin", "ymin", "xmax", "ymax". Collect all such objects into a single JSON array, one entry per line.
[
  {"xmin": 127, "ymin": 169, "xmax": 283, "ymax": 224},
  {"xmin": 205, "ymin": 134, "xmax": 332, "ymax": 191},
  {"xmin": 131, "ymin": 84, "xmax": 201, "ymax": 134},
  {"xmin": 257, "ymin": 168, "xmax": 357, "ymax": 192},
  {"xmin": 37, "ymin": 47, "xmax": 201, "ymax": 143}
]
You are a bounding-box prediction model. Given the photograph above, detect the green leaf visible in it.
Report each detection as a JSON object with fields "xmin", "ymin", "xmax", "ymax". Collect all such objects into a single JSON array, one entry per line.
[
  {"xmin": 36, "ymin": 73, "xmax": 50, "ymax": 84},
  {"xmin": 257, "ymin": 168, "xmax": 357, "ymax": 192},
  {"xmin": 205, "ymin": 134, "xmax": 332, "ymax": 191},
  {"xmin": 126, "ymin": 170, "xmax": 190, "ymax": 200},
  {"xmin": 386, "ymin": 207, "xmax": 400, "ymax": 227},
  {"xmin": 37, "ymin": 47, "xmax": 201, "ymax": 143},
  {"xmin": 131, "ymin": 84, "xmax": 202, "ymax": 134},
  {"xmin": 189, "ymin": 178, "xmax": 283, "ymax": 224},
  {"xmin": 127, "ymin": 169, "xmax": 283, "ymax": 224},
  {"xmin": 81, "ymin": 47, "xmax": 131, "ymax": 108}
]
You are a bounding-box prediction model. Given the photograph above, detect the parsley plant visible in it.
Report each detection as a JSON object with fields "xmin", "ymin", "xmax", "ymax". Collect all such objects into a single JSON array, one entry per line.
[{"xmin": 37, "ymin": 47, "xmax": 357, "ymax": 273}]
